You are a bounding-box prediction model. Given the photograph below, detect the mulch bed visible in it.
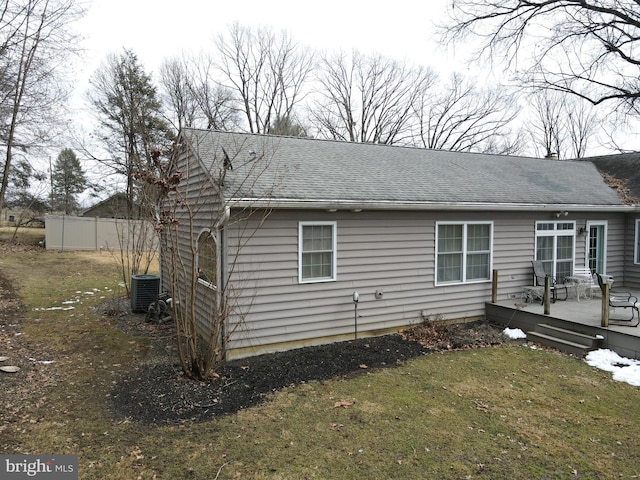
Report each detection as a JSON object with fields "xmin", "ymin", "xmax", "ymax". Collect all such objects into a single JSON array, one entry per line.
[
  {"xmin": 110, "ymin": 334, "xmax": 429, "ymax": 425},
  {"xmin": 104, "ymin": 300, "xmax": 509, "ymax": 425}
]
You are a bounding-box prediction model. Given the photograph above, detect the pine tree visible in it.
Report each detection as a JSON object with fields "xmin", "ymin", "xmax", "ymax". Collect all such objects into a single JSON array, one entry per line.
[
  {"xmin": 88, "ymin": 49, "xmax": 173, "ymax": 219},
  {"xmin": 52, "ymin": 148, "xmax": 86, "ymax": 214}
]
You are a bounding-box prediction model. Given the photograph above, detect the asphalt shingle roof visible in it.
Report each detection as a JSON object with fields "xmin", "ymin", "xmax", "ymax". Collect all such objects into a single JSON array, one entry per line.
[
  {"xmin": 182, "ymin": 129, "xmax": 625, "ymax": 208},
  {"xmin": 580, "ymin": 152, "xmax": 640, "ymax": 200}
]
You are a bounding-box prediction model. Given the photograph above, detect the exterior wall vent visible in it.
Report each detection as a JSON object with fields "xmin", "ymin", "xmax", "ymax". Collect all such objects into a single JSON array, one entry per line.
[{"xmin": 130, "ymin": 274, "xmax": 160, "ymax": 313}]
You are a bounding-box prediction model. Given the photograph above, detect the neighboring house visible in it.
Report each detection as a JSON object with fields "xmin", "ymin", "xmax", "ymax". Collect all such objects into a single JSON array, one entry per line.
[
  {"xmin": 163, "ymin": 129, "xmax": 638, "ymax": 360},
  {"xmin": 2, "ymin": 208, "xmax": 44, "ymax": 227},
  {"xmin": 2, "ymin": 208, "xmax": 24, "ymax": 225},
  {"xmin": 82, "ymin": 192, "xmax": 148, "ymax": 219}
]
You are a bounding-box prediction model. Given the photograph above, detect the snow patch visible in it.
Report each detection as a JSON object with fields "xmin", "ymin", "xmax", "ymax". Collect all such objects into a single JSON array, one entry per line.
[
  {"xmin": 585, "ymin": 349, "xmax": 640, "ymax": 387},
  {"xmin": 503, "ymin": 327, "xmax": 527, "ymax": 340}
]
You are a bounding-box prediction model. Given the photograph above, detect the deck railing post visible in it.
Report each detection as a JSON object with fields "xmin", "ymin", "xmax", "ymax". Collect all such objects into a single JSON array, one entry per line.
[
  {"xmin": 601, "ymin": 283, "xmax": 609, "ymax": 327},
  {"xmin": 544, "ymin": 275, "xmax": 551, "ymax": 315}
]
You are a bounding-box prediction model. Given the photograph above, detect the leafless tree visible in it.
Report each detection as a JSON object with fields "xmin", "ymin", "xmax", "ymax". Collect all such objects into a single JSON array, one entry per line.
[
  {"xmin": 189, "ymin": 55, "xmax": 239, "ymax": 131},
  {"xmin": 442, "ymin": 0, "xmax": 640, "ymax": 114},
  {"xmin": 137, "ymin": 139, "xmax": 278, "ymax": 380},
  {"xmin": 159, "ymin": 54, "xmax": 238, "ymax": 132},
  {"xmin": 525, "ymin": 89, "xmax": 601, "ymax": 158},
  {"xmin": 526, "ymin": 90, "xmax": 566, "ymax": 158},
  {"xmin": 0, "ymin": 0, "xmax": 84, "ymax": 216},
  {"xmin": 565, "ymin": 98, "xmax": 601, "ymax": 158},
  {"xmin": 215, "ymin": 22, "xmax": 315, "ymax": 134},
  {"xmin": 311, "ymin": 49, "xmax": 436, "ymax": 144},
  {"xmin": 412, "ymin": 72, "xmax": 522, "ymax": 153},
  {"xmin": 159, "ymin": 56, "xmax": 200, "ymax": 132}
]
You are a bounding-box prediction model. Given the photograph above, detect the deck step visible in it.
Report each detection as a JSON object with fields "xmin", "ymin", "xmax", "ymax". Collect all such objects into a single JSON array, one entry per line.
[
  {"xmin": 535, "ymin": 324, "xmax": 600, "ymax": 348},
  {"xmin": 527, "ymin": 324, "xmax": 602, "ymax": 356}
]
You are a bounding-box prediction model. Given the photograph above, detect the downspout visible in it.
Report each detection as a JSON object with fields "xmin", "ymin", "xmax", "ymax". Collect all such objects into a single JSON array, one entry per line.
[{"xmin": 215, "ymin": 205, "xmax": 231, "ymax": 360}]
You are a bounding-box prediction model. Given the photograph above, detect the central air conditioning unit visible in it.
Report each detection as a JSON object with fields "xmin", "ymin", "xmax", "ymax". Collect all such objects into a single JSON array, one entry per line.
[{"xmin": 130, "ymin": 274, "xmax": 160, "ymax": 313}]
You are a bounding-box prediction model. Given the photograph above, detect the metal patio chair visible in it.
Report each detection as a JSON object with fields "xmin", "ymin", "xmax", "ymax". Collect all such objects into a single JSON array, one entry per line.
[
  {"xmin": 531, "ymin": 260, "xmax": 568, "ymax": 303},
  {"xmin": 595, "ymin": 273, "xmax": 639, "ymax": 326}
]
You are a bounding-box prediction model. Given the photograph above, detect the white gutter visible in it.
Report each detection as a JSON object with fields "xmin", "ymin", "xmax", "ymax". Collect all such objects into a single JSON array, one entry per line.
[{"xmin": 228, "ymin": 198, "xmax": 638, "ymax": 212}]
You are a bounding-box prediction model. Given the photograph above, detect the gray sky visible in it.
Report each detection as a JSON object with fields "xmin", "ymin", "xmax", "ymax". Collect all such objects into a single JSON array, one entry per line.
[
  {"xmin": 74, "ymin": 0, "xmax": 462, "ymax": 87},
  {"xmin": 71, "ymin": 0, "xmax": 639, "ymax": 157}
]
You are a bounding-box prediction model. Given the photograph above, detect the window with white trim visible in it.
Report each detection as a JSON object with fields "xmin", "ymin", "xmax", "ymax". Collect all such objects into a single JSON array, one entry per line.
[
  {"xmin": 196, "ymin": 229, "xmax": 217, "ymax": 288},
  {"xmin": 436, "ymin": 222, "xmax": 492, "ymax": 285},
  {"xmin": 299, "ymin": 222, "xmax": 337, "ymax": 283},
  {"xmin": 635, "ymin": 219, "xmax": 640, "ymax": 265},
  {"xmin": 535, "ymin": 221, "xmax": 575, "ymax": 281}
]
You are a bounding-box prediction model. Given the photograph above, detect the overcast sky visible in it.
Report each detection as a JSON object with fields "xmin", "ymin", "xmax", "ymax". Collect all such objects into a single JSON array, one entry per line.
[
  {"xmin": 69, "ymin": 0, "xmax": 638, "ymax": 163},
  {"xmin": 73, "ymin": 0, "xmax": 464, "ymax": 93},
  {"xmin": 68, "ymin": 0, "xmax": 483, "ymax": 201}
]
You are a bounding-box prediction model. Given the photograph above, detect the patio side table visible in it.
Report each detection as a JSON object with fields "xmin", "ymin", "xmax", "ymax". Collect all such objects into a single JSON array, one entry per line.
[{"xmin": 565, "ymin": 275, "xmax": 593, "ymax": 302}]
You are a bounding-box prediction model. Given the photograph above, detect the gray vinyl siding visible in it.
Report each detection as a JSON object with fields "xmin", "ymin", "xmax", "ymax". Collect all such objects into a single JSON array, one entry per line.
[
  {"xmin": 605, "ymin": 216, "xmax": 626, "ymax": 279},
  {"xmin": 220, "ymin": 210, "xmax": 625, "ymax": 355},
  {"xmin": 624, "ymin": 214, "xmax": 640, "ymax": 288},
  {"xmin": 160, "ymin": 146, "xmax": 226, "ymax": 339},
  {"xmin": 162, "ymin": 181, "xmax": 630, "ymax": 357},
  {"xmin": 163, "ymin": 130, "xmax": 637, "ymax": 360}
]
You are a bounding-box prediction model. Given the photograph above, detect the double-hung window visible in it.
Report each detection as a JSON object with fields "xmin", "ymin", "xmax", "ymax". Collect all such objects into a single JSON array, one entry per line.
[
  {"xmin": 299, "ymin": 222, "xmax": 337, "ymax": 283},
  {"xmin": 436, "ymin": 222, "xmax": 492, "ymax": 285}
]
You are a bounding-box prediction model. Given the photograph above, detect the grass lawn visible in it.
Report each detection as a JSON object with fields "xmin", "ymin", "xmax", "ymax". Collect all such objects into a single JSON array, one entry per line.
[{"xmin": 0, "ymin": 247, "xmax": 638, "ymax": 479}]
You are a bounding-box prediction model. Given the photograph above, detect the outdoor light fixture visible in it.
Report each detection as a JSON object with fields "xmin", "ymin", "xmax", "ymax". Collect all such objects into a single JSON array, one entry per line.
[{"xmin": 554, "ymin": 211, "xmax": 569, "ymax": 218}]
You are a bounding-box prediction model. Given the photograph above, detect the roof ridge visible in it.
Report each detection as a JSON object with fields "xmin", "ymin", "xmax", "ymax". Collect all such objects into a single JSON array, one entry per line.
[{"xmin": 181, "ymin": 127, "xmax": 540, "ymax": 161}]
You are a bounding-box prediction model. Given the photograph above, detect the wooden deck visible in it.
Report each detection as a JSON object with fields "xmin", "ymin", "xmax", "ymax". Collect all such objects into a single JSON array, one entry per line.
[{"xmin": 486, "ymin": 290, "xmax": 640, "ymax": 359}]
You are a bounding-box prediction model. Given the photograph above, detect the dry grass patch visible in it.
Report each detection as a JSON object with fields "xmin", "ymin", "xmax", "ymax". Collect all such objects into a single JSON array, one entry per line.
[{"xmin": 0, "ymin": 226, "xmax": 45, "ymax": 245}]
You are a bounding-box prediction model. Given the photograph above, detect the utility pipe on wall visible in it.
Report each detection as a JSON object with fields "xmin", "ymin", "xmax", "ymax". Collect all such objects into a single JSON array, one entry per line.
[{"xmin": 352, "ymin": 291, "xmax": 359, "ymax": 343}]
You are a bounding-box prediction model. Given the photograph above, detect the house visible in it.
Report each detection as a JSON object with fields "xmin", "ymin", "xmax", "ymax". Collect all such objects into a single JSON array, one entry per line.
[
  {"xmin": 82, "ymin": 192, "xmax": 148, "ymax": 219},
  {"xmin": 163, "ymin": 129, "xmax": 639, "ymax": 360}
]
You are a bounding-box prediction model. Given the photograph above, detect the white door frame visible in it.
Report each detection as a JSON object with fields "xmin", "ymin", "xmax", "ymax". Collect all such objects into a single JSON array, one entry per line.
[{"xmin": 584, "ymin": 220, "xmax": 607, "ymax": 274}]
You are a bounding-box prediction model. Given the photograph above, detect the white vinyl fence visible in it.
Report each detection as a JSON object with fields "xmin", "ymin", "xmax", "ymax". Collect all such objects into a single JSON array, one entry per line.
[{"xmin": 45, "ymin": 215, "xmax": 157, "ymax": 251}]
